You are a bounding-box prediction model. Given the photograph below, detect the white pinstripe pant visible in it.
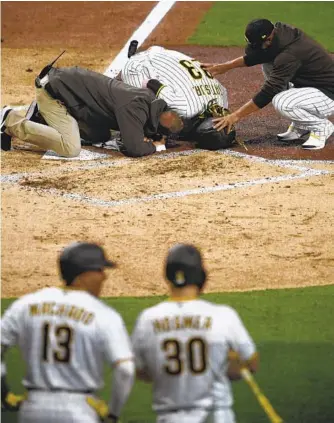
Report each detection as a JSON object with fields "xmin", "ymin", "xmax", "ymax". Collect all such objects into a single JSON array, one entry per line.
[
  {"xmin": 262, "ymin": 62, "xmax": 334, "ymax": 140},
  {"xmin": 272, "ymin": 88, "xmax": 334, "ymax": 139}
]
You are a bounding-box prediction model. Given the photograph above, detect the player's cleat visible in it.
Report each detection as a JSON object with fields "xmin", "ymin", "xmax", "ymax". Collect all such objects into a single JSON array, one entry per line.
[
  {"xmin": 1, "ymin": 106, "xmax": 13, "ymax": 151},
  {"xmin": 301, "ymin": 133, "xmax": 326, "ymax": 150},
  {"xmin": 277, "ymin": 123, "xmax": 308, "ymax": 141},
  {"xmin": 128, "ymin": 40, "xmax": 138, "ymax": 59},
  {"xmin": 302, "ymin": 122, "xmax": 334, "ymax": 150}
]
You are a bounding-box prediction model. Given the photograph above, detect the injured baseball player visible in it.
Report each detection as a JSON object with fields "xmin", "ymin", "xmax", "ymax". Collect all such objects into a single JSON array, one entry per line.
[
  {"xmin": 131, "ymin": 244, "xmax": 258, "ymax": 423},
  {"xmin": 203, "ymin": 19, "xmax": 334, "ymax": 150},
  {"xmin": 119, "ymin": 45, "xmax": 236, "ymax": 150},
  {"xmin": 1, "ymin": 60, "xmax": 183, "ymax": 157},
  {"xmin": 1, "ymin": 242, "xmax": 134, "ymax": 423}
]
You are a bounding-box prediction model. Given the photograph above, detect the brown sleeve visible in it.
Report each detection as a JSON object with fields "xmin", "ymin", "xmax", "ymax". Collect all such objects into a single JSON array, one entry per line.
[{"xmin": 115, "ymin": 101, "xmax": 156, "ymax": 157}]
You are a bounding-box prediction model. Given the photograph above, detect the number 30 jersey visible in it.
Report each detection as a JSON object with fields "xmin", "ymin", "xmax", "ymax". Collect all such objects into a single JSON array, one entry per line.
[
  {"xmin": 121, "ymin": 46, "xmax": 229, "ymax": 119},
  {"xmin": 132, "ymin": 299, "xmax": 256, "ymax": 412},
  {"xmin": 1, "ymin": 287, "xmax": 133, "ymax": 391}
]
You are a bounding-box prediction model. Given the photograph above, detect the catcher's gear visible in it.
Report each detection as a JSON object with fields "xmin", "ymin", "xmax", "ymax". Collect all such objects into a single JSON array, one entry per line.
[
  {"xmin": 1, "ymin": 392, "xmax": 25, "ymax": 411},
  {"xmin": 59, "ymin": 242, "xmax": 115, "ymax": 285},
  {"xmin": 165, "ymin": 244, "xmax": 207, "ymax": 290}
]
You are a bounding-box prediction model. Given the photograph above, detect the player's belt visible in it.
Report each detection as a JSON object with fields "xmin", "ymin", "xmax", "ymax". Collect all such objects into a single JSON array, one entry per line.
[{"xmin": 27, "ymin": 387, "xmax": 94, "ymax": 394}]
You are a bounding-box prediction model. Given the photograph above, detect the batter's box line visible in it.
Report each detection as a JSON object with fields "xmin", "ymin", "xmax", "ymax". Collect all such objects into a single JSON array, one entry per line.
[
  {"xmin": 0, "ymin": 149, "xmax": 204, "ymax": 184},
  {"xmin": 221, "ymin": 149, "xmax": 334, "ymax": 172},
  {"xmin": 18, "ymin": 167, "xmax": 329, "ymax": 208},
  {"xmin": 2, "ymin": 147, "xmax": 331, "ymax": 185}
]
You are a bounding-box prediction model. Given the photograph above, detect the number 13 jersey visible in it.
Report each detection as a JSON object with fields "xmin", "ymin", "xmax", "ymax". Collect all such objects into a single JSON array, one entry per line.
[
  {"xmin": 132, "ymin": 298, "xmax": 256, "ymax": 412},
  {"xmin": 1, "ymin": 287, "xmax": 133, "ymax": 391}
]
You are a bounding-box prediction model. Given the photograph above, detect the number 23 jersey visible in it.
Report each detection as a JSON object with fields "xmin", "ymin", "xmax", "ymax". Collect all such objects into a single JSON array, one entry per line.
[
  {"xmin": 1, "ymin": 287, "xmax": 133, "ymax": 391},
  {"xmin": 131, "ymin": 299, "xmax": 256, "ymax": 412}
]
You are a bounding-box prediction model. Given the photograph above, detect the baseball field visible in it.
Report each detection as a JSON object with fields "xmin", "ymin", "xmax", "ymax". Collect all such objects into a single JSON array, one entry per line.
[{"xmin": 1, "ymin": 2, "xmax": 334, "ymax": 422}]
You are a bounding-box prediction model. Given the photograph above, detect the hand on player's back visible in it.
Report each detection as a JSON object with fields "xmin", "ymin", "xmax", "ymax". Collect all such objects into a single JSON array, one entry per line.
[{"xmin": 201, "ymin": 63, "xmax": 229, "ymax": 76}]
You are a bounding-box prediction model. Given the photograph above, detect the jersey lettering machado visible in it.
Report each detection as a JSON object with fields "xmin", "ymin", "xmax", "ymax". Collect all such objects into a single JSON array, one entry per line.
[{"xmin": 1, "ymin": 287, "xmax": 133, "ymax": 391}]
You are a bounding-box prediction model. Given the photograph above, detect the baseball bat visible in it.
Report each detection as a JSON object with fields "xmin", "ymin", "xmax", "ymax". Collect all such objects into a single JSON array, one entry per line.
[{"xmin": 240, "ymin": 367, "xmax": 284, "ymax": 423}]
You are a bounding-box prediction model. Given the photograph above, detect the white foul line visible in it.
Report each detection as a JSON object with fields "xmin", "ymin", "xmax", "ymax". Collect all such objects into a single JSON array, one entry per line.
[{"xmin": 104, "ymin": 1, "xmax": 176, "ymax": 78}]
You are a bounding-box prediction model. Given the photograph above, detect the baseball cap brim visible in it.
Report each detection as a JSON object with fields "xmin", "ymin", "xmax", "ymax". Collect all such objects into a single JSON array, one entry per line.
[{"xmin": 104, "ymin": 259, "xmax": 116, "ymax": 268}]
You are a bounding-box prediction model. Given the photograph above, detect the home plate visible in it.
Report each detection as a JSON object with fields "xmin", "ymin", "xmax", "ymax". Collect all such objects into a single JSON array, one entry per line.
[{"xmin": 42, "ymin": 149, "xmax": 110, "ymax": 161}]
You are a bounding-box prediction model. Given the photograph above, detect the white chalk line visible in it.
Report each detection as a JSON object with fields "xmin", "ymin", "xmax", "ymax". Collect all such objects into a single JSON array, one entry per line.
[
  {"xmin": 0, "ymin": 149, "xmax": 203, "ymax": 184},
  {"xmin": 3, "ymin": 148, "xmax": 331, "ymax": 208},
  {"xmin": 18, "ymin": 166, "xmax": 328, "ymax": 208}
]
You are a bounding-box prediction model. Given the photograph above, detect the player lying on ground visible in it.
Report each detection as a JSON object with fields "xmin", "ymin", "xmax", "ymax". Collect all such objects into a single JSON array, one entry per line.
[
  {"xmin": 120, "ymin": 45, "xmax": 236, "ymax": 150},
  {"xmin": 132, "ymin": 243, "xmax": 258, "ymax": 423},
  {"xmin": 1, "ymin": 242, "xmax": 134, "ymax": 423},
  {"xmin": 1, "ymin": 61, "xmax": 183, "ymax": 157},
  {"xmin": 203, "ymin": 19, "xmax": 334, "ymax": 150}
]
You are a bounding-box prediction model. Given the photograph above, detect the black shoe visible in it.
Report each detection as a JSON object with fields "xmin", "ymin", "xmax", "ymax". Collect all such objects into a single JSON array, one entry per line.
[
  {"xmin": 25, "ymin": 100, "xmax": 47, "ymax": 125},
  {"xmin": 128, "ymin": 40, "xmax": 138, "ymax": 58},
  {"xmin": 1, "ymin": 106, "xmax": 13, "ymax": 151}
]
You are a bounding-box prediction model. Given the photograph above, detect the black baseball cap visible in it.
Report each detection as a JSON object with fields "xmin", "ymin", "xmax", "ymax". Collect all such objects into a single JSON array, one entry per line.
[
  {"xmin": 59, "ymin": 242, "xmax": 115, "ymax": 285},
  {"xmin": 245, "ymin": 19, "xmax": 274, "ymax": 47}
]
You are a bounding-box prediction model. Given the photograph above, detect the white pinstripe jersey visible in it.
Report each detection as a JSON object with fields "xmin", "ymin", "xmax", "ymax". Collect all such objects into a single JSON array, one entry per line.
[
  {"xmin": 1, "ymin": 287, "xmax": 133, "ymax": 391},
  {"xmin": 132, "ymin": 299, "xmax": 256, "ymax": 412},
  {"xmin": 121, "ymin": 46, "xmax": 229, "ymax": 119}
]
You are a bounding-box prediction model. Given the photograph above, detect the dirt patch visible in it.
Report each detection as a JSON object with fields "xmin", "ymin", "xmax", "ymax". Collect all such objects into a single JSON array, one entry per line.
[{"xmin": 1, "ymin": 2, "xmax": 334, "ymax": 298}]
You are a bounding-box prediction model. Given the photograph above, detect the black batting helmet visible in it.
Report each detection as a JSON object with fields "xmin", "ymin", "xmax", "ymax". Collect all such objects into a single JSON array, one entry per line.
[
  {"xmin": 59, "ymin": 242, "xmax": 115, "ymax": 285},
  {"xmin": 165, "ymin": 244, "xmax": 207, "ymax": 290},
  {"xmin": 194, "ymin": 117, "xmax": 236, "ymax": 150}
]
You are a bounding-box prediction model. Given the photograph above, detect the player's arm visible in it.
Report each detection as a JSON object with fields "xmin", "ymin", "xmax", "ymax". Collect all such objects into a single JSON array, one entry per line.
[
  {"xmin": 115, "ymin": 104, "xmax": 158, "ymax": 157},
  {"xmin": 131, "ymin": 313, "xmax": 152, "ymax": 383},
  {"xmin": 99, "ymin": 312, "xmax": 135, "ymax": 421},
  {"xmin": 201, "ymin": 56, "xmax": 246, "ymax": 76},
  {"xmin": 225, "ymin": 307, "xmax": 259, "ymax": 381},
  {"xmin": 1, "ymin": 301, "xmax": 26, "ymax": 410}
]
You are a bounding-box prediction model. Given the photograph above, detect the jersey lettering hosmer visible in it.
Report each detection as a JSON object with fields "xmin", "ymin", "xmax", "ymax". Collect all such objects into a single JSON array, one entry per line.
[
  {"xmin": 132, "ymin": 299, "xmax": 256, "ymax": 415},
  {"xmin": 1, "ymin": 287, "xmax": 133, "ymax": 392},
  {"xmin": 121, "ymin": 46, "xmax": 228, "ymax": 119}
]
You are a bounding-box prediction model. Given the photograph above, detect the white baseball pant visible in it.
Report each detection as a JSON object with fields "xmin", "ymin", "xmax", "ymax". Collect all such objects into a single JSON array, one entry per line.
[
  {"xmin": 19, "ymin": 391, "xmax": 100, "ymax": 423},
  {"xmin": 212, "ymin": 407, "xmax": 236, "ymax": 423},
  {"xmin": 262, "ymin": 62, "xmax": 334, "ymax": 139},
  {"xmin": 156, "ymin": 409, "xmax": 210, "ymax": 423},
  {"xmin": 272, "ymin": 88, "xmax": 334, "ymax": 139}
]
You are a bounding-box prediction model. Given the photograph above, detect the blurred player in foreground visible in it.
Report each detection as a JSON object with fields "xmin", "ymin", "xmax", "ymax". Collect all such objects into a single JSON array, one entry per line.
[
  {"xmin": 1, "ymin": 242, "xmax": 134, "ymax": 423},
  {"xmin": 131, "ymin": 243, "xmax": 258, "ymax": 423}
]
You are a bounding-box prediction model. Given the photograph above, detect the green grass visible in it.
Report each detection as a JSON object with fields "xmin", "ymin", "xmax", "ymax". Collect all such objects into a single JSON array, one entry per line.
[
  {"xmin": 2, "ymin": 285, "xmax": 334, "ymax": 422},
  {"xmin": 189, "ymin": 2, "xmax": 334, "ymax": 52}
]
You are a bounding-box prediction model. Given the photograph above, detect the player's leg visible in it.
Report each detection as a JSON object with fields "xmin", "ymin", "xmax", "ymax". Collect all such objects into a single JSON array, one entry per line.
[
  {"xmin": 211, "ymin": 407, "xmax": 236, "ymax": 423},
  {"xmin": 35, "ymin": 87, "xmax": 81, "ymax": 156},
  {"xmin": 156, "ymin": 409, "xmax": 210, "ymax": 423},
  {"xmin": 2, "ymin": 89, "xmax": 81, "ymax": 157},
  {"xmin": 272, "ymin": 87, "xmax": 334, "ymax": 149},
  {"xmin": 19, "ymin": 392, "xmax": 100, "ymax": 423}
]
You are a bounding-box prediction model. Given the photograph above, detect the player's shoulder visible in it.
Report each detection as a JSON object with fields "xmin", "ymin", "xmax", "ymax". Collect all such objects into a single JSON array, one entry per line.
[
  {"xmin": 199, "ymin": 300, "xmax": 239, "ymax": 317},
  {"xmin": 135, "ymin": 300, "xmax": 172, "ymax": 322}
]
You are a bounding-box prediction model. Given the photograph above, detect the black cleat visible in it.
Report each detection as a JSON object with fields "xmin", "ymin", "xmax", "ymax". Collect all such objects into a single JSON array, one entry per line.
[
  {"xmin": 1, "ymin": 106, "xmax": 13, "ymax": 151},
  {"xmin": 128, "ymin": 40, "xmax": 138, "ymax": 58}
]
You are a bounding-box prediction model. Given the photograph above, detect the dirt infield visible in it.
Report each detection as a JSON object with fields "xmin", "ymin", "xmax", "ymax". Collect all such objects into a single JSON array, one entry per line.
[{"xmin": 1, "ymin": 2, "xmax": 334, "ymax": 298}]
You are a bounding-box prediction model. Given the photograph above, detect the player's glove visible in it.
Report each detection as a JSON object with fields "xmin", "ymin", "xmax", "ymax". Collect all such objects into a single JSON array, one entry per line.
[
  {"xmin": 1, "ymin": 392, "xmax": 26, "ymax": 411},
  {"xmin": 86, "ymin": 396, "xmax": 120, "ymax": 422}
]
